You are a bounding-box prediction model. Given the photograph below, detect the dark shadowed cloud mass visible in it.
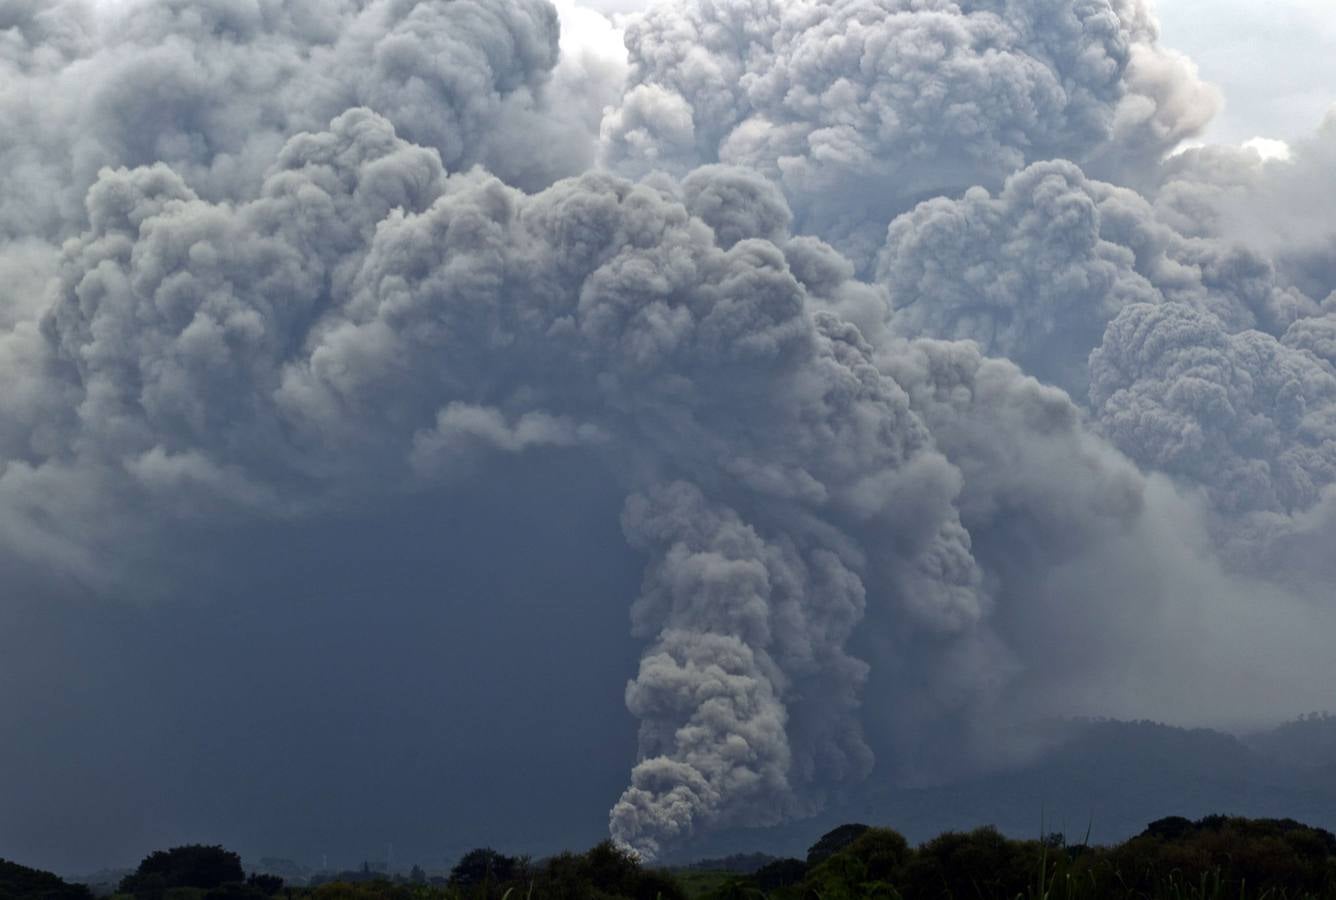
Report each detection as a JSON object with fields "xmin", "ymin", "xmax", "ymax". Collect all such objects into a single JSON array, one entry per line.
[{"xmin": 1, "ymin": 0, "xmax": 1335, "ymax": 873}]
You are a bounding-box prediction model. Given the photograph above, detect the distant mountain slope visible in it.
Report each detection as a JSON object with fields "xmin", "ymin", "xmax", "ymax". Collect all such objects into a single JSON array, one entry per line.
[
  {"xmin": 1246, "ymin": 713, "xmax": 1336, "ymax": 769},
  {"xmin": 675, "ymin": 718, "xmax": 1336, "ymax": 863}
]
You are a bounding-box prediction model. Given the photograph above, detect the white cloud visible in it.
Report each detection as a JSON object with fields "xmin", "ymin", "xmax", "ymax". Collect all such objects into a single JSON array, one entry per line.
[
  {"xmin": 1243, "ymin": 136, "xmax": 1293, "ymax": 161},
  {"xmin": 1155, "ymin": 0, "xmax": 1336, "ymax": 142}
]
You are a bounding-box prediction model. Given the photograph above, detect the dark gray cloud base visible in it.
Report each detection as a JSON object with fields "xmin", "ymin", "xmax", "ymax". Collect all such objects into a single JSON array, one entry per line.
[{"xmin": 2, "ymin": 0, "xmax": 1335, "ymax": 867}]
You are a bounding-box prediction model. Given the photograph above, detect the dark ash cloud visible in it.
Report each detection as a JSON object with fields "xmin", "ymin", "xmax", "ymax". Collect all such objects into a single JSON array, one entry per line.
[
  {"xmin": 600, "ymin": 0, "xmax": 1218, "ymax": 264},
  {"xmin": 2, "ymin": 0, "xmax": 1335, "ymax": 869},
  {"xmin": 878, "ymin": 159, "xmax": 1314, "ymax": 395}
]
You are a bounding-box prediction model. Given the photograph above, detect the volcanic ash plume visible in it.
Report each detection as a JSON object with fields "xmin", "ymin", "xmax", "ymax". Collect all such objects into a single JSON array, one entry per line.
[
  {"xmin": 600, "ymin": 0, "xmax": 1217, "ymax": 265},
  {"xmin": 4, "ymin": 0, "xmax": 1336, "ymax": 865},
  {"xmin": 11, "ymin": 103, "xmax": 999, "ymax": 855}
]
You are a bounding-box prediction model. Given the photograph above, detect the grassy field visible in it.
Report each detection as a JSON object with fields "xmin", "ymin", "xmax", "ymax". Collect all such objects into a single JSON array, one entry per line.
[{"xmin": 671, "ymin": 869, "xmax": 737, "ymax": 899}]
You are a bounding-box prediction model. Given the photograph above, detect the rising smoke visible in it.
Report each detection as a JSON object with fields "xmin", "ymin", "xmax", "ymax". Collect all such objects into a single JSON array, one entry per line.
[{"xmin": 2, "ymin": 0, "xmax": 1335, "ymax": 862}]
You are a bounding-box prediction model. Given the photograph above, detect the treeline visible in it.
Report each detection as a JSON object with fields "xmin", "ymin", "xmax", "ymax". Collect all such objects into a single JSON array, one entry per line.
[
  {"xmin": 9, "ymin": 814, "xmax": 1336, "ymax": 900},
  {"xmin": 5, "ymin": 841, "xmax": 685, "ymax": 900},
  {"xmin": 697, "ymin": 815, "xmax": 1336, "ymax": 899},
  {"xmin": 0, "ymin": 857, "xmax": 93, "ymax": 899}
]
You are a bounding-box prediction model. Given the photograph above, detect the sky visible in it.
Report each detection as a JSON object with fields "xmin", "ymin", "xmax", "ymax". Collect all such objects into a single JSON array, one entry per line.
[
  {"xmin": 1, "ymin": 462, "xmax": 645, "ymax": 873},
  {"xmin": 2, "ymin": 0, "xmax": 1336, "ymax": 879},
  {"xmin": 1155, "ymin": 0, "xmax": 1336, "ymax": 145}
]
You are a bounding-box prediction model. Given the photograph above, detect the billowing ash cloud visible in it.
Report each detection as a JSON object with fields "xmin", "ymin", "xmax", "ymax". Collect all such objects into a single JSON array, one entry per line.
[
  {"xmin": 600, "ymin": 0, "xmax": 1217, "ymax": 263},
  {"xmin": 612, "ymin": 483, "xmax": 874, "ymax": 856},
  {"xmin": 878, "ymin": 148, "xmax": 1336, "ymax": 558},
  {"xmin": 1090, "ymin": 302, "xmax": 1336, "ymax": 516},
  {"xmin": 10, "ymin": 107, "xmax": 995, "ymax": 856},
  {"xmin": 875, "ymin": 140, "xmax": 1336, "ymax": 591},
  {"xmin": 0, "ymin": 0, "xmax": 616, "ymax": 244},
  {"xmin": 4, "ymin": 0, "xmax": 1336, "ymax": 868},
  {"xmin": 878, "ymin": 159, "xmax": 1313, "ymax": 394},
  {"xmin": 1154, "ymin": 109, "xmax": 1336, "ymax": 304},
  {"xmin": 870, "ymin": 336, "xmax": 1336, "ymax": 767}
]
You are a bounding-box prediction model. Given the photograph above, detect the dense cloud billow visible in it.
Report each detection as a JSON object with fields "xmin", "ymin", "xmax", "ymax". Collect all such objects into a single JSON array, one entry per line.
[
  {"xmin": 600, "ymin": 0, "xmax": 1217, "ymax": 264},
  {"xmin": 0, "ymin": 0, "xmax": 615, "ymax": 245},
  {"xmin": 23, "ymin": 112, "xmax": 1003, "ymax": 852},
  {"xmin": 2, "ymin": 0, "xmax": 1335, "ymax": 869},
  {"xmin": 1090, "ymin": 302, "xmax": 1336, "ymax": 516},
  {"xmin": 879, "ymin": 159, "xmax": 1314, "ymax": 394},
  {"xmin": 1154, "ymin": 111, "xmax": 1336, "ymax": 304}
]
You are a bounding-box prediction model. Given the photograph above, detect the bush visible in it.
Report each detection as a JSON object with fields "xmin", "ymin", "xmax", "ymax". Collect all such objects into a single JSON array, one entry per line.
[
  {"xmin": 1110, "ymin": 815, "xmax": 1336, "ymax": 896},
  {"xmin": 806, "ymin": 824, "xmax": 871, "ymax": 867},
  {"xmin": 751, "ymin": 857, "xmax": 806, "ymax": 891},
  {"xmin": 204, "ymin": 883, "xmax": 271, "ymax": 900},
  {"xmin": 800, "ymin": 827, "xmax": 912, "ymax": 900},
  {"xmin": 120, "ymin": 846, "xmax": 245, "ymax": 897},
  {"xmin": 448, "ymin": 849, "xmax": 520, "ymax": 889},
  {"xmin": 898, "ymin": 826, "xmax": 1038, "ymax": 899},
  {"xmin": 246, "ymin": 873, "xmax": 284, "ymax": 894},
  {"xmin": 0, "ymin": 858, "xmax": 93, "ymax": 899},
  {"xmin": 537, "ymin": 841, "xmax": 685, "ymax": 900}
]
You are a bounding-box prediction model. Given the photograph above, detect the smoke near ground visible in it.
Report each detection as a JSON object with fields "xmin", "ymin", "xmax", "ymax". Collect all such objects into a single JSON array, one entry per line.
[{"xmin": 1, "ymin": 0, "xmax": 1334, "ymax": 867}]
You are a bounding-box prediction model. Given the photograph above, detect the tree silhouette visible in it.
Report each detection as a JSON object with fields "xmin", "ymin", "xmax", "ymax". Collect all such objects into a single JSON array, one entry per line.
[
  {"xmin": 448, "ymin": 848, "xmax": 518, "ymax": 888},
  {"xmin": 119, "ymin": 844, "xmax": 244, "ymax": 896}
]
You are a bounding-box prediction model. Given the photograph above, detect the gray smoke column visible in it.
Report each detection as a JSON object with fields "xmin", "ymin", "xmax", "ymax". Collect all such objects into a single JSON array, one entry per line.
[
  {"xmin": 12, "ymin": 110, "xmax": 996, "ymax": 856},
  {"xmin": 611, "ymin": 483, "xmax": 873, "ymax": 856},
  {"xmin": 19, "ymin": 109, "xmax": 1332, "ymax": 854},
  {"xmin": 5, "ymin": 0, "xmax": 1336, "ymax": 868},
  {"xmin": 600, "ymin": 0, "xmax": 1217, "ymax": 264}
]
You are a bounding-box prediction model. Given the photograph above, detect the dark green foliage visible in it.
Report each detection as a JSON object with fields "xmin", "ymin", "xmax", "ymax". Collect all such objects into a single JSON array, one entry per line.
[
  {"xmin": 1142, "ymin": 816, "xmax": 1196, "ymax": 841},
  {"xmin": 801, "ymin": 822, "xmax": 908, "ymax": 891},
  {"xmin": 536, "ymin": 840, "xmax": 685, "ymax": 900},
  {"xmin": 119, "ymin": 846, "xmax": 245, "ymax": 897},
  {"xmin": 447, "ymin": 849, "xmax": 519, "ymax": 889},
  {"xmin": 204, "ymin": 881, "xmax": 273, "ymax": 900},
  {"xmin": 750, "ymin": 858, "xmax": 806, "ymax": 891},
  {"xmin": 696, "ymin": 878, "xmax": 767, "ymax": 899},
  {"xmin": 672, "ymin": 869, "xmax": 738, "ymax": 898},
  {"xmin": 310, "ymin": 868, "xmax": 390, "ymax": 887},
  {"xmin": 408, "ymin": 840, "xmax": 685, "ymax": 900},
  {"xmin": 898, "ymin": 826, "xmax": 1041, "ymax": 898},
  {"xmin": 806, "ymin": 824, "xmax": 872, "ymax": 866},
  {"xmin": 305, "ymin": 882, "xmax": 413, "ymax": 900},
  {"xmin": 1107, "ymin": 815, "xmax": 1336, "ymax": 896},
  {"xmin": 690, "ymin": 814, "xmax": 1336, "ymax": 898},
  {"xmin": 0, "ymin": 857, "xmax": 93, "ymax": 899},
  {"xmin": 23, "ymin": 812, "xmax": 1336, "ymax": 900},
  {"xmin": 579, "ymin": 840, "xmax": 643, "ymax": 892},
  {"xmin": 803, "ymin": 827, "xmax": 914, "ymax": 899},
  {"xmin": 245, "ymin": 873, "xmax": 284, "ymax": 895}
]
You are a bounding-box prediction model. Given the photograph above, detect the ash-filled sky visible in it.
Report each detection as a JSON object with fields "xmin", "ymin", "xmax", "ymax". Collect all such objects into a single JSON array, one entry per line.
[{"xmin": 2, "ymin": 0, "xmax": 1335, "ymax": 876}]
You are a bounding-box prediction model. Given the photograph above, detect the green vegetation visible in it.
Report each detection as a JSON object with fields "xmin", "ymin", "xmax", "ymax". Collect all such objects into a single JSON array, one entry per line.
[
  {"xmin": 93, "ymin": 841, "xmax": 683, "ymax": 900},
  {"xmin": 0, "ymin": 856, "xmax": 92, "ymax": 899},
  {"xmin": 13, "ymin": 815, "xmax": 1336, "ymax": 900},
  {"xmin": 693, "ymin": 816, "xmax": 1336, "ymax": 899},
  {"xmin": 116, "ymin": 845, "xmax": 248, "ymax": 897}
]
